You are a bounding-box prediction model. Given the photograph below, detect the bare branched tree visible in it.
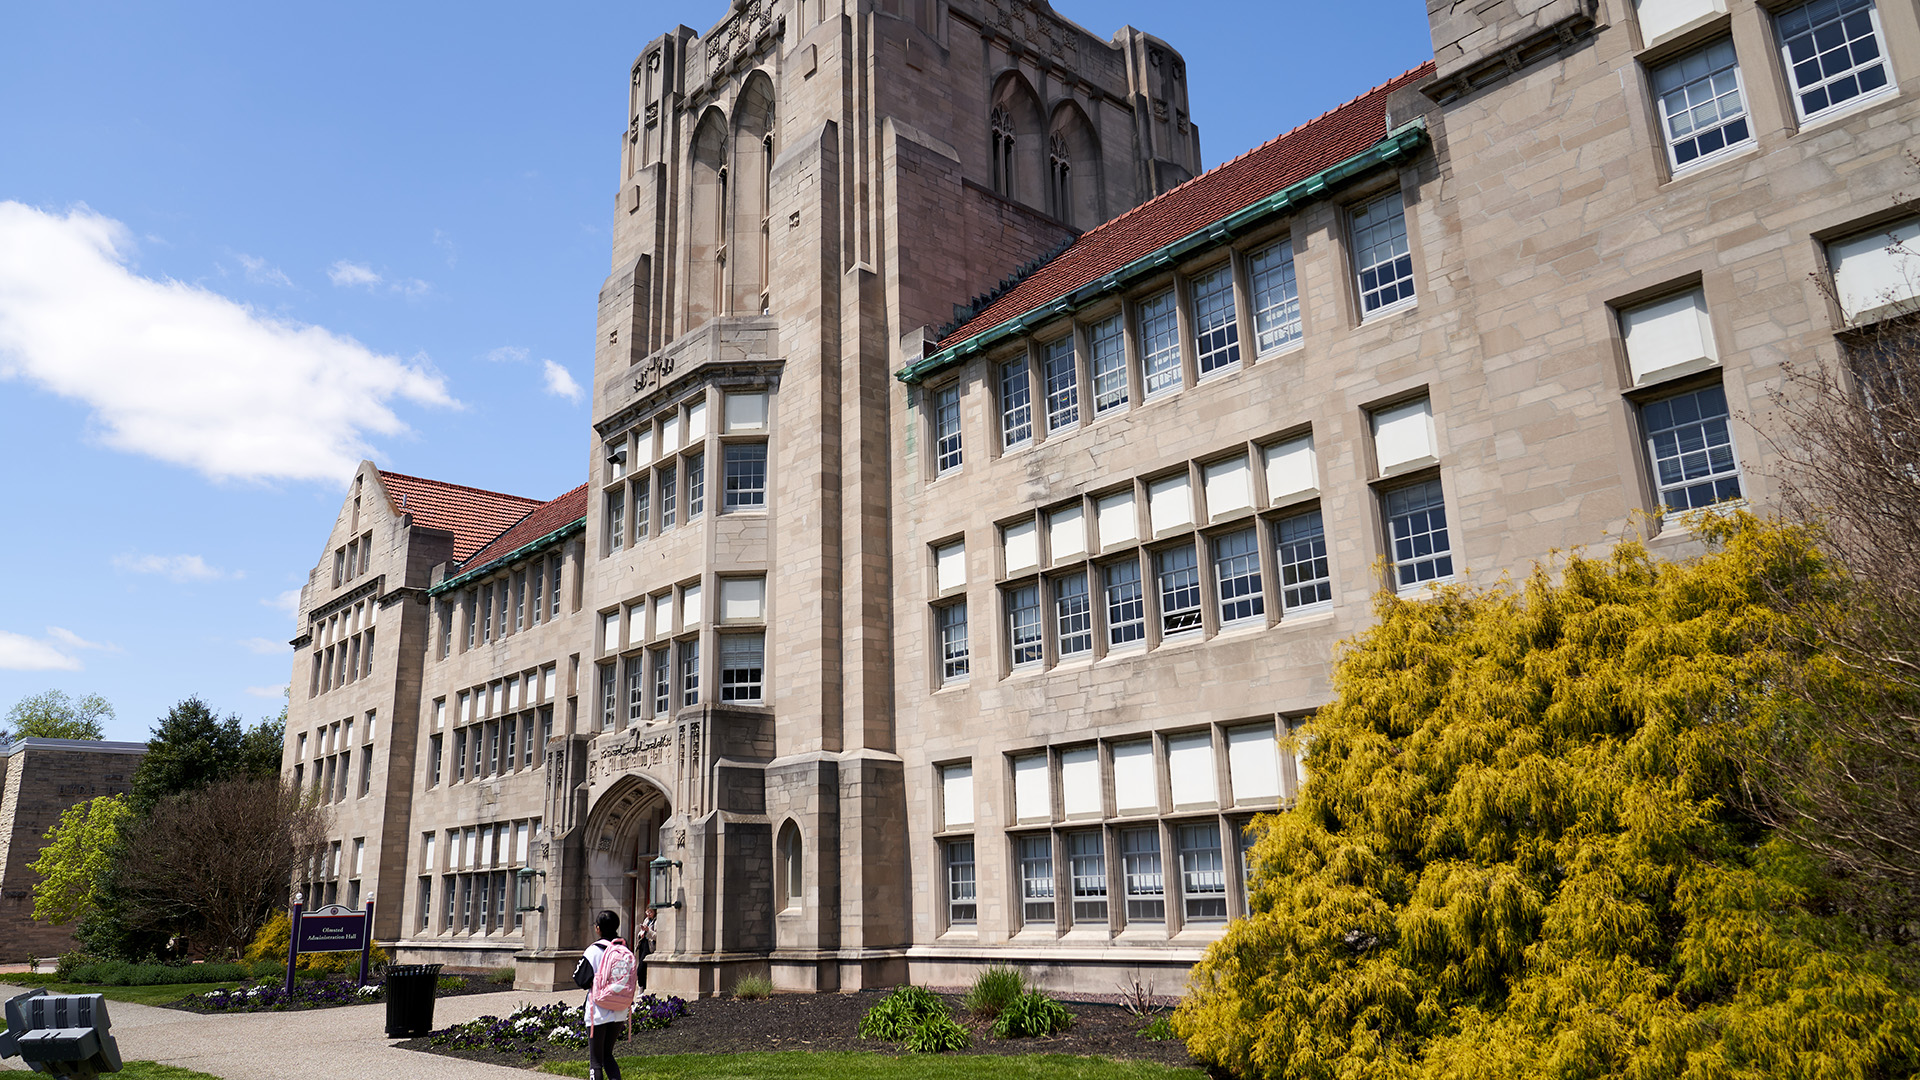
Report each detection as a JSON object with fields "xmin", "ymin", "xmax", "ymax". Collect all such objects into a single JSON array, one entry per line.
[
  {"xmin": 1757, "ymin": 209, "xmax": 1920, "ymax": 932},
  {"xmin": 113, "ymin": 778, "xmax": 330, "ymax": 957}
]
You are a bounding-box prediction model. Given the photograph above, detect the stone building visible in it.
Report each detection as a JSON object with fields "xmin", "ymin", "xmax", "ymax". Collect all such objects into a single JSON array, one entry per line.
[
  {"xmin": 283, "ymin": 0, "xmax": 1920, "ymax": 994},
  {"xmin": 0, "ymin": 738, "xmax": 145, "ymax": 961}
]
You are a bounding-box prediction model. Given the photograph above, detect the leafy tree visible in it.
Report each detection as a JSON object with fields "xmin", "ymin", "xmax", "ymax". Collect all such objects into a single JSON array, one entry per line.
[
  {"xmin": 26, "ymin": 794, "xmax": 132, "ymax": 925},
  {"xmin": 1175, "ymin": 517, "xmax": 1920, "ymax": 1080},
  {"xmin": 2, "ymin": 690, "xmax": 112, "ymax": 743},
  {"xmin": 128, "ymin": 696, "xmax": 280, "ymax": 814}
]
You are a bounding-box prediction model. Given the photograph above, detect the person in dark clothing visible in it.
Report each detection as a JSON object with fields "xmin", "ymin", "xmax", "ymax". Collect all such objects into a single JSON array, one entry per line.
[{"xmin": 575, "ymin": 909, "xmax": 626, "ymax": 1080}]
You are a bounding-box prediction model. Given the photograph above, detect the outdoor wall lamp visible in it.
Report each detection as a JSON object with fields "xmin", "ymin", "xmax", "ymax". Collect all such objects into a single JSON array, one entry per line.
[
  {"xmin": 514, "ymin": 867, "xmax": 547, "ymax": 914},
  {"xmin": 648, "ymin": 856, "xmax": 682, "ymax": 909}
]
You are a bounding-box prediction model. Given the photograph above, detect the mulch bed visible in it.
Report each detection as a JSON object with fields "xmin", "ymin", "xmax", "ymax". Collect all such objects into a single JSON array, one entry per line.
[
  {"xmin": 399, "ymin": 989, "xmax": 1197, "ymax": 1069},
  {"xmin": 160, "ymin": 971, "xmax": 509, "ymax": 1013}
]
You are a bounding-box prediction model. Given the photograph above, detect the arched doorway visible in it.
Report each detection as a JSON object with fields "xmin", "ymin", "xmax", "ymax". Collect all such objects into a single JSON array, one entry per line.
[{"xmin": 583, "ymin": 775, "xmax": 671, "ymax": 947}]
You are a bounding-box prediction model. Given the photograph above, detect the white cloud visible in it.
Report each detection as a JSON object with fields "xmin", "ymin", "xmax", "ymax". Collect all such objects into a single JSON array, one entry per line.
[
  {"xmin": 244, "ymin": 684, "xmax": 290, "ymax": 699},
  {"xmin": 392, "ymin": 277, "xmax": 431, "ymax": 299},
  {"xmin": 432, "ymin": 230, "xmax": 458, "ymax": 267},
  {"xmin": 47, "ymin": 626, "xmax": 117, "ymax": 652},
  {"xmin": 327, "ymin": 260, "xmax": 382, "ymax": 288},
  {"xmin": 543, "ymin": 359, "xmax": 584, "ymax": 403},
  {"xmin": 237, "ymin": 253, "xmax": 293, "ymax": 289},
  {"xmin": 485, "ymin": 345, "xmax": 529, "ymax": 364},
  {"xmin": 0, "ymin": 202, "xmax": 455, "ymax": 483},
  {"xmin": 264, "ymin": 588, "xmax": 303, "ymax": 617},
  {"xmin": 240, "ymin": 636, "xmax": 286, "ymax": 655},
  {"xmin": 112, "ymin": 552, "xmax": 233, "ymax": 582},
  {"xmin": 0, "ymin": 630, "xmax": 83, "ymax": 671}
]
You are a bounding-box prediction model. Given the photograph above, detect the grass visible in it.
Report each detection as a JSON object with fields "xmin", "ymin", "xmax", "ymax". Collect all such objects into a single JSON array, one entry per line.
[
  {"xmin": 732, "ymin": 974, "xmax": 774, "ymax": 1000},
  {"xmin": 540, "ymin": 1051, "xmax": 1205, "ymax": 1080},
  {"xmin": 0, "ymin": 977, "xmax": 246, "ymax": 1006},
  {"xmin": 116, "ymin": 1063, "xmax": 227, "ymax": 1080}
]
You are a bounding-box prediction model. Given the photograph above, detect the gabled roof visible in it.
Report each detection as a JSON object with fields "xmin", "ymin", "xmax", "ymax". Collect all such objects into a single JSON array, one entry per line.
[
  {"xmin": 924, "ymin": 61, "xmax": 1436, "ymax": 360},
  {"xmin": 453, "ymin": 483, "xmax": 590, "ymax": 573},
  {"xmin": 377, "ymin": 471, "xmax": 545, "ymax": 563}
]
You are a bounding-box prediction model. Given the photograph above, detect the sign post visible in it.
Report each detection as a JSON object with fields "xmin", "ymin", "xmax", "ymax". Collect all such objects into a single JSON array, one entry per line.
[
  {"xmin": 284, "ymin": 894, "xmax": 303, "ymax": 995},
  {"xmin": 284, "ymin": 894, "xmax": 375, "ymax": 989}
]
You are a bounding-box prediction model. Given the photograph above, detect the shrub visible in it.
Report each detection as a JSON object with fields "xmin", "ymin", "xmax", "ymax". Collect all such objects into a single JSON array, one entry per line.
[
  {"xmin": 436, "ymin": 975, "xmax": 467, "ymax": 996},
  {"xmin": 178, "ymin": 978, "xmax": 373, "ymax": 1012},
  {"xmin": 961, "ymin": 964, "xmax": 1026, "ymax": 1019},
  {"xmin": 1137, "ymin": 1015, "xmax": 1177, "ymax": 1041},
  {"xmin": 732, "ymin": 974, "xmax": 773, "ymax": 1000},
  {"xmin": 58, "ymin": 960, "xmax": 253, "ymax": 987},
  {"xmin": 858, "ymin": 985, "xmax": 947, "ymax": 1041},
  {"xmin": 489, "ymin": 966, "xmax": 516, "ymax": 985},
  {"xmin": 54, "ymin": 952, "xmax": 89, "ymax": 980},
  {"xmin": 903, "ymin": 1010, "xmax": 972, "ymax": 1053},
  {"xmin": 990, "ymin": 990, "xmax": 1072, "ymax": 1038},
  {"xmin": 426, "ymin": 996, "xmax": 690, "ymax": 1061},
  {"xmin": 242, "ymin": 911, "xmax": 390, "ymax": 974}
]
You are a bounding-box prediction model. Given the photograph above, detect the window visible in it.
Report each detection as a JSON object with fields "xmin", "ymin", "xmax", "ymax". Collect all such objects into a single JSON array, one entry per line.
[
  {"xmin": 779, "ymin": 824, "xmax": 802, "ymax": 911},
  {"xmin": 933, "ymin": 384, "xmax": 964, "ymax": 474},
  {"xmin": 1275, "ymin": 509, "xmax": 1333, "ymax": 610},
  {"xmin": 606, "ymin": 492, "xmax": 625, "ymax": 552},
  {"xmin": 938, "ymin": 601, "xmax": 970, "ymax": 683},
  {"xmin": 1652, "ymin": 40, "xmax": 1752, "ymax": 170},
  {"xmin": 1019, "ymin": 834, "xmax": 1056, "ymax": 925},
  {"xmin": 660, "ymin": 464, "xmax": 678, "ymax": 528},
  {"xmin": 1828, "ymin": 219, "xmax": 1920, "ymax": 323},
  {"xmin": 1620, "ymin": 290, "xmax": 1717, "ymax": 384},
  {"xmin": 1105, "ymin": 559, "xmax": 1146, "ymax": 647},
  {"xmin": 1207, "ymin": 453, "xmax": 1256, "ymax": 519},
  {"xmin": 1352, "ymin": 191, "xmax": 1415, "ymax": 314},
  {"xmin": 430, "ymin": 734, "xmax": 443, "ymax": 786},
  {"xmin": 1000, "ymin": 358, "xmax": 1033, "ymax": 449},
  {"xmin": 1138, "ymin": 290, "xmax": 1182, "ymax": 397},
  {"xmin": 1069, "ymin": 830, "xmax": 1108, "ymax": 922},
  {"xmin": 686, "ymin": 452, "xmax": 706, "ymax": 520},
  {"xmin": 634, "ymin": 480, "xmax": 651, "ymax": 539},
  {"xmin": 1249, "ymin": 239, "xmax": 1302, "ymax": 352},
  {"xmin": 1054, "ymin": 573, "xmax": 1093, "ymax": 658},
  {"xmin": 359, "ymin": 745, "xmax": 372, "ymax": 796},
  {"xmin": 1044, "ymin": 336, "xmax": 1079, "ymax": 430},
  {"xmin": 1191, "ymin": 264, "xmax": 1241, "ymax": 375},
  {"xmin": 514, "ymin": 574, "xmax": 526, "ymax": 631},
  {"xmin": 680, "ymin": 638, "xmax": 701, "ymax": 707},
  {"xmin": 720, "ymin": 633, "xmax": 765, "ymax": 702},
  {"xmin": 487, "ymin": 723, "xmax": 500, "ymax": 775},
  {"xmin": 1156, "ymin": 544, "xmax": 1202, "ymax": 635},
  {"xmin": 1177, "ymin": 822, "xmax": 1228, "ymax": 921},
  {"xmin": 481, "ymin": 588, "xmax": 493, "ymax": 642},
  {"xmin": 723, "ymin": 443, "xmax": 767, "ymax": 509},
  {"xmin": 1007, "ymin": 583, "xmax": 1043, "ymax": 667},
  {"xmin": 1120, "ymin": 827, "xmax": 1165, "ymax": 922},
  {"xmin": 651, "ymin": 647, "xmax": 672, "ymax": 715},
  {"xmin": 599, "ymin": 664, "xmax": 616, "ymax": 730},
  {"xmin": 438, "ymin": 601, "xmax": 452, "ymax": 658},
  {"xmin": 550, "ymin": 556, "xmax": 563, "ymax": 619},
  {"xmin": 1385, "ymin": 478, "xmax": 1455, "ymax": 589},
  {"xmin": 454, "ymin": 730, "xmax": 467, "ymax": 782},
  {"xmin": 945, "ymin": 839, "xmax": 977, "ymax": 925},
  {"xmin": 1214, "ymin": 529, "xmax": 1264, "ymax": 624},
  {"xmin": 1779, "ymin": 0, "xmax": 1890, "ymax": 122},
  {"xmin": 941, "ymin": 762, "xmax": 974, "ymax": 828},
  {"xmin": 935, "ymin": 541, "xmax": 967, "ymax": 593},
  {"xmin": 419, "ymin": 878, "xmax": 433, "ymax": 931},
  {"xmin": 531, "ymin": 563, "xmax": 545, "ymax": 623},
  {"xmin": 626, "ymin": 659, "xmax": 645, "ymax": 724},
  {"xmin": 1089, "ymin": 314, "xmax": 1128, "ymax": 414},
  {"xmin": 1644, "ymin": 384, "xmax": 1742, "ymax": 512},
  {"xmin": 524, "ymin": 715, "xmax": 536, "ymax": 767}
]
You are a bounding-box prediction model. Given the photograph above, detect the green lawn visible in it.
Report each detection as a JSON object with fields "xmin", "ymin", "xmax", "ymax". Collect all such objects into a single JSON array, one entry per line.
[
  {"xmin": 114, "ymin": 1063, "xmax": 225, "ymax": 1080},
  {"xmin": 0, "ymin": 977, "xmax": 243, "ymax": 1006},
  {"xmin": 540, "ymin": 1051, "xmax": 1206, "ymax": 1080}
]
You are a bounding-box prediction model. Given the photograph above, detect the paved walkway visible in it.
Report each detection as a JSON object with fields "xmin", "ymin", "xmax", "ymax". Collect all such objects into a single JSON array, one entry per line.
[{"xmin": 0, "ymin": 983, "xmax": 581, "ymax": 1079}]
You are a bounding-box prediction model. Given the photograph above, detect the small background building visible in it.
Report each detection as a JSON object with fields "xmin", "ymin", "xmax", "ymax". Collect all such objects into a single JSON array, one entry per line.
[{"xmin": 0, "ymin": 738, "xmax": 145, "ymax": 962}]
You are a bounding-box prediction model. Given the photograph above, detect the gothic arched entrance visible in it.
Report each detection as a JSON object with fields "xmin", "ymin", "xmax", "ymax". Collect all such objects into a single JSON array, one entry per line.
[{"xmin": 582, "ymin": 774, "xmax": 671, "ymax": 946}]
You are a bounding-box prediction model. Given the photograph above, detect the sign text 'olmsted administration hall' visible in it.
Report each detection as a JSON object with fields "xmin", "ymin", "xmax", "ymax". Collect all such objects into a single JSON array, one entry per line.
[{"xmin": 279, "ymin": 0, "xmax": 1920, "ymax": 995}]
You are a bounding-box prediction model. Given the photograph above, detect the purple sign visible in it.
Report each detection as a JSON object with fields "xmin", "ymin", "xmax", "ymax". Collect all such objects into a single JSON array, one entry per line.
[{"xmin": 296, "ymin": 911, "xmax": 368, "ymax": 953}]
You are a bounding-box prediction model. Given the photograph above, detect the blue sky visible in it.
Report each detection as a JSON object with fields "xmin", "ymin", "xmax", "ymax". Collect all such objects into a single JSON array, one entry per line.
[{"xmin": 0, "ymin": 0, "xmax": 1432, "ymax": 744}]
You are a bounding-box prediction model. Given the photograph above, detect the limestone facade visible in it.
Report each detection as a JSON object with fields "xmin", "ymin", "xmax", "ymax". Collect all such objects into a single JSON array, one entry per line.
[
  {"xmin": 283, "ymin": 0, "xmax": 1920, "ymax": 995},
  {"xmin": 0, "ymin": 739, "xmax": 145, "ymax": 961}
]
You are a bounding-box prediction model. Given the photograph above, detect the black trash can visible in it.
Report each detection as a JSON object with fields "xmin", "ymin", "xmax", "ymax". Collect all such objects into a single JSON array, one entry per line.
[{"xmin": 383, "ymin": 964, "xmax": 443, "ymax": 1038}]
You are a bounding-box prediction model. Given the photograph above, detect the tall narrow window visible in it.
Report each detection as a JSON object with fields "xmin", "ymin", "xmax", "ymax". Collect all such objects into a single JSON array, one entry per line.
[
  {"xmin": 1048, "ymin": 132, "xmax": 1072, "ymax": 225},
  {"xmin": 531, "ymin": 563, "xmax": 545, "ymax": 624},
  {"xmin": 1352, "ymin": 191, "xmax": 1415, "ymax": 314},
  {"xmin": 1652, "ymin": 40, "xmax": 1752, "ymax": 170},
  {"xmin": 686, "ymin": 452, "xmax": 706, "ymax": 520},
  {"xmin": 481, "ymin": 589, "xmax": 493, "ymax": 642},
  {"xmin": 454, "ymin": 730, "xmax": 467, "ymax": 782},
  {"xmin": 1044, "ymin": 336, "xmax": 1079, "ymax": 430},
  {"xmin": 1275, "ymin": 508, "xmax": 1333, "ymax": 610},
  {"xmin": 626, "ymin": 658, "xmax": 645, "ymax": 724},
  {"xmin": 990, "ymin": 107, "xmax": 1014, "ymax": 197},
  {"xmin": 606, "ymin": 492, "xmax": 625, "ymax": 553},
  {"xmin": 438, "ymin": 601, "xmax": 452, "ymax": 658},
  {"xmin": 680, "ymin": 638, "xmax": 701, "ymax": 707},
  {"xmin": 1156, "ymin": 544, "xmax": 1202, "ymax": 635},
  {"xmin": 1019, "ymin": 834, "xmax": 1056, "ymax": 925},
  {"xmin": 1777, "ymin": 0, "xmax": 1892, "ymax": 122},
  {"xmin": 1138, "ymin": 290, "xmax": 1181, "ymax": 397},
  {"xmin": 1214, "ymin": 529, "xmax": 1264, "ymax": 624},
  {"xmin": 1105, "ymin": 559, "xmax": 1146, "ymax": 647},
  {"xmin": 1177, "ymin": 822, "xmax": 1228, "ymax": 921},
  {"xmin": 933, "ymin": 384, "xmax": 963, "ymax": 475},
  {"xmin": 779, "ymin": 824, "xmax": 803, "ymax": 911},
  {"xmin": 660, "ymin": 465, "xmax": 678, "ymax": 529},
  {"xmin": 1191, "ymin": 264, "xmax": 1241, "ymax": 376},
  {"xmin": 1249, "ymin": 239, "xmax": 1301, "ymax": 352},
  {"xmin": 946, "ymin": 839, "xmax": 978, "ymax": 924},
  {"xmin": 1069, "ymin": 830, "xmax": 1107, "ymax": 922},
  {"xmin": 429, "ymin": 734, "xmax": 443, "ymax": 786},
  {"xmin": 1001, "ymin": 358, "xmax": 1033, "ymax": 449},
  {"xmin": 549, "ymin": 556, "xmax": 563, "ymax": 620},
  {"xmin": 1088, "ymin": 313, "xmax": 1128, "ymax": 414},
  {"xmin": 938, "ymin": 600, "xmax": 970, "ymax": 683},
  {"xmin": 1384, "ymin": 479, "xmax": 1454, "ymax": 589},
  {"xmin": 1054, "ymin": 573, "xmax": 1093, "ymax": 658},
  {"xmin": 1120, "ymin": 827, "xmax": 1165, "ymax": 922},
  {"xmin": 634, "ymin": 479, "xmax": 652, "ymax": 538},
  {"xmin": 720, "ymin": 633, "xmax": 765, "ymax": 703},
  {"xmin": 723, "ymin": 443, "xmax": 767, "ymax": 509},
  {"xmin": 1007, "ymin": 583, "xmax": 1043, "ymax": 667},
  {"xmin": 1643, "ymin": 384, "xmax": 1742, "ymax": 512},
  {"xmin": 514, "ymin": 574, "xmax": 526, "ymax": 630},
  {"xmin": 599, "ymin": 664, "xmax": 617, "ymax": 730},
  {"xmin": 651, "ymin": 647, "xmax": 672, "ymax": 715}
]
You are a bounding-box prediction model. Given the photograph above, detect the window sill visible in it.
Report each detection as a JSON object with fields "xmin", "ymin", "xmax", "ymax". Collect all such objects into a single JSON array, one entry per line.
[
  {"xmin": 936, "ymin": 676, "xmax": 972, "ymax": 692},
  {"xmin": 1393, "ymin": 574, "xmax": 1458, "ymax": 598},
  {"xmin": 1255, "ymin": 336, "xmax": 1304, "ymax": 360},
  {"xmin": 1793, "ymin": 85, "xmax": 1902, "ymax": 135},
  {"xmin": 1196, "ymin": 363, "xmax": 1242, "ymax": 383},
  {"xmin": 1666, "ymin": 141, "xmax": 1759, "ymax": 184},
  {"xmin": 1278, "ymin": 602, "xmax": 1336, "ymax": 623},
  {"xmin": 1359, "ymin": 297, "xmax": 1417, "ymax": 325}
]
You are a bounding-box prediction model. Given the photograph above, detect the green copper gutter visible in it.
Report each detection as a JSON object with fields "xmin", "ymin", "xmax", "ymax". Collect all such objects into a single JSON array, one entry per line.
[
  {"xmin": 428, "ymin": 518, "xmax": 585, "ymax": 597},
  {"xmin": 896, "ymin": 117, "xmax": 1430, "ymax": 385}
]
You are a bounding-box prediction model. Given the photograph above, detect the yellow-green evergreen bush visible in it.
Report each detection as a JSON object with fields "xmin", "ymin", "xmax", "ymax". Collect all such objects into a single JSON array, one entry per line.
[
  {"xmin": 243, "ymin": 910, "xmax": 389, "ymax": 973},
  {"xmin": 1176, "ymin": 517, "xmax": 1920, "ymax": 1080}
]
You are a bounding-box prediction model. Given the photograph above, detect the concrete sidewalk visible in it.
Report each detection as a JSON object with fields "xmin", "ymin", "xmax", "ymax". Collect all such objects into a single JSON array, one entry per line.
[{"xmin": 0, "ymin": 983, "xmax": 581, "ymax": 1079}]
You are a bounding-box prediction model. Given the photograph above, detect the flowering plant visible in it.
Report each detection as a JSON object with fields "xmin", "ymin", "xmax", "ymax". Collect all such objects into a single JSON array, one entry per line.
[{"xmin": 426, "ymin": 996, "xmax": 691, "ymax": 1060}]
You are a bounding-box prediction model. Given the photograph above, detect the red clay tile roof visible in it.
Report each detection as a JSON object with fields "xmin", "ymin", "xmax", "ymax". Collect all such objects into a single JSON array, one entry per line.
[
  {"xmin": 454, "ymin": 483, "xmax": 590, "ymax": 571},
  {"xmin": 935, "ymin": 61, "xmax": 1437, "ymax": 352},
  {"xmin": 377, "ymin": 471, "xmax": 545, "ymax": 563}
]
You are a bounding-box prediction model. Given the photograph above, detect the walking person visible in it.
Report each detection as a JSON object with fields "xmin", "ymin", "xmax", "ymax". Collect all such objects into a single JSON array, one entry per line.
[
  {"xmin": 636, "ymin": 906, "xmax": 658, "ymax": 990},
  {"xmin": 573, "ymin": 909, "xmax": 638, "ymax": 1080}
]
